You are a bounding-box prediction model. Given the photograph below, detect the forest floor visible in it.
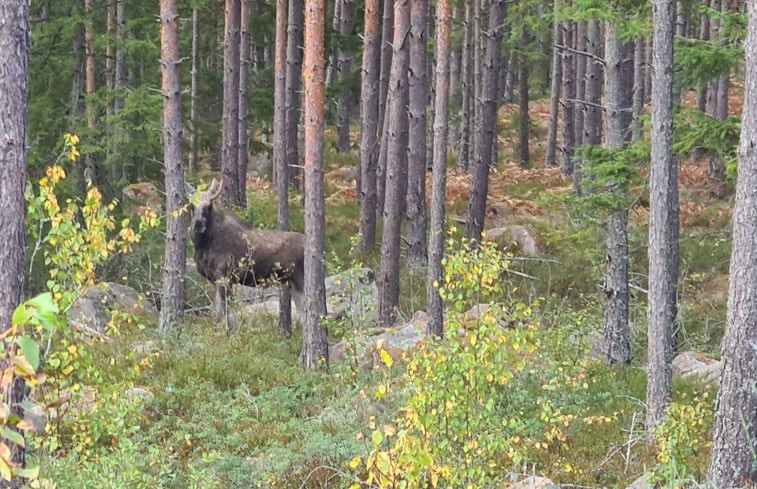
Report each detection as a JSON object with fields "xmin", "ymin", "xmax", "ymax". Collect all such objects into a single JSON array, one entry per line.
[{"xmin": 30, "ymin": 93, "xmax": 735, "ymax": 488}]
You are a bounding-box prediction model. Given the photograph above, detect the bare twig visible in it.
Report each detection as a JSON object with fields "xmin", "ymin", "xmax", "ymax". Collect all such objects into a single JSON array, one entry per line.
[{"xmin": 554, "ymin": 43, "xmax": 606, "ymax": 65}]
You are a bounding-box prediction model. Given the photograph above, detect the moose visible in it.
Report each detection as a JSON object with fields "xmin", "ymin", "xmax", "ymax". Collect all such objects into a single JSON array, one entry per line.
[{"xmin": 188, "ymin": 179, "xmax": 305, "ymax": 332}]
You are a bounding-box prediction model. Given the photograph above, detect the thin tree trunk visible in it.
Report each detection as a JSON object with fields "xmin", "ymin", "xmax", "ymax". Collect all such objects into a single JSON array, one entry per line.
[
  {"xmin": 574, "ymin": 20, "xmax": 587, "ymax": 147},
  {"xmin": 190, "ymin": 7, "xmax": 200, "ymax": 175},
  {"xmin": 0, "ymin": 1, "xmax": 29, "ymax": 480},
  {"xmin": 237, "ymin": 0, "xmax": 251, "ymax": 206},
  {"xmin": 545, "ymin": 0, "xmax": 563, "ymax": 168},
  {"xmin": 84, "ymin": 0, "xmax": 97, "ymax": 185},
  {"xmin": 275, "ymin": 0, "xmax": 293, "ymax": 337},
  {"xmin": 707, "ymin": 4, "xmax": 757, "ymax": 481},
  {"xmin": 561, "ymin": 19, "xmax": 576, "ymax": 176},
  {"xmin": 602, "ymin": 21, "xmax": 632, "ymax": 365},
  {"xmin": 458, "ymin": 0, "xmax": 474, "ymax": 170},
  {"xmin": 465, "ymin": 0, "xmax": 506, "ymax": 243},
  {"xmin": 335, "ymin": 0, "xmax": 355, "ymax": 152},
  {"xmin": 518, "ymin": 34, "xmax": 530, "ymax": 167},
  {"xmin": 358, "ymin": 0, "xmax": 381, "ymax": 253},
  {"xmin": 428, "ymin": 0, "xmax": 451, "ymax": 337},
  {"xmin": 710, "ymin": 0, "xmax": 731, "ymax": 198},
  {"xmin": 70, "ymin": 6, "xmax": 87, "ymax": 195},
  {"xmin": 706, "ymin": 0, "xmax": 722, "ymax": 115},
  {"xmin": 379, "ymin": 0, "xmax": 410, "ymax": 326},
  {"xmin": 698, "ymin": 0, "xmax": 712, "ymax": 112},
  {"xmin": 631, "ymin": 37, "xmax": 645, "ymax": 142},
  {"xmin": 158, "ymin": 0, "xmax": 188, "ymax": 335},
  {"xmin": 285, "ymin": 0, "xmax": 304, "ymax": 188},
  {"xmin": 301, "ymin": 0, "xmax": 329, "ymax": 369},
  {"xmin": 222, "ymin": 0, "xmax": 241, "ymax": 206},
  {"xmin": 407, "ymin": 0, "xmax": 428, "ymax": 266},
  {"xmin": 112, "ymin": 0, "xmax": 126, "ymax": 183},
  {"xmin": 646, "ymin": 0, "xmax": 679, "ymax": 437},
  {"xmin": 376, "ymin": 0, "xmax": 394, "ymax": 206},
  {"xmin": 583, "ymin": 19, "xmax": 603, "ymax": 147}
]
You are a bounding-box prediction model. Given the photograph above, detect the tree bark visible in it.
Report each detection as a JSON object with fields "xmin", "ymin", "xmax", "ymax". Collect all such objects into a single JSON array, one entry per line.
[
  {"xmin": 406, "ymin": 0, "xmax": 428, "ymax": 266},
  {"xmin": 464, "ymin": 0, "xmax": 505, "ymax": 243},
  {"xmin": 301, "ymin": 0, "xmax": 329, "ymax": 369},
  {"xmin": 602, "ymin": 21, "xmax": 632, "ymax": 365},
  {"xmin": 275, "ymin": 0, "xmax": 293, "ymax": 337},
  {"xmin": 112, "ymin": 0, "xmax": 126, "ymax": 183},
  {"xmin": 358, "ymin": 0, "xmax": 381, "ymax": 253},
  {"xmin": 222, "ymin": 0, "xmax": 242, "ymax": 206},
  {"xmin": 379, "ymin": 0, "xmax": 410, "ymax": 326},
  {"xmin": 574, "ymin": 20, "xmax": 587, "ymax": 147},
  {"xmin": 458, "ymin": 0, "xmax": 474, "ymax": 171},
  {"xmin": 646, "ymin": 0, "xmax": 679, "ymax": 437},
  {"xmin": 84, "ymin": 0, "xmax": 97, "ymax": 186},
  {"xmin": 518, "ymin": 31, "xmax": 530, "ymax": 168},
  {"xmin": 190, "ymin": 6, "xmax": 200, "ymax": 175},
  {"xmin": 545, "ymin": 0, "xmax": 563, "ymax": 168},
  {"xmin": 335, "ymin": 0, "xmax": 356, "ymax": 153},
  {"xmin": 561, "ymin": 19, "xmax": 576, "ymax": 176},
  {"xmin": 583, "ymin": 19, "xmax": 603, "ymax": 147},
  {"xmin": 427, "ymin": 0, "xmax": 451, "ymax": 338},
  {"xmin": 707, "ymin": 0, "xmax": 757, "ymax": 479},
  {"xmin": 237, "ymin": 0, "xmax": 251, "ymax": 206},
  {"xmin": 631, "ymin": 37, "xmax": 645, "ymax": 142},
  {"xmin": 709, "ymin": 0, "xmax": 731, "ymax": 198},
  {"xmin": 285, "ymin": 0, "xmax": 305, "ymax": 188},
  {"xmin": 158, "ymin": 0, "xmax": 188, "ymax": 335},
  {"xmin": 376, "ymin": 0, "xmax": 394, "ymax": 211},
  {"xmin": 0, "ymin": 0, "xmax": 29, "ymax": 480}
]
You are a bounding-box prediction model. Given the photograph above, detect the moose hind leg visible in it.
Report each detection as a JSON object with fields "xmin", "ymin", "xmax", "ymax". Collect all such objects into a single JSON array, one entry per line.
[{"xmin": 291, "ymin": 286, "xmax": 304, "ymax": 324}]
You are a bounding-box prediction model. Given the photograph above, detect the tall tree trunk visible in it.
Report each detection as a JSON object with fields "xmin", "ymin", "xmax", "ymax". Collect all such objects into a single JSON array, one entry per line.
[
  {"xmin": 518, "ymin": 34, "xmax": 530, "ymax": 167},
  {"xmin": 458, "ymin": 0, "xmax": 474, "ymax": 171},
  {"xmin": 274, "ymin": 0, "xmax": 293, "ymax": 337},
  {"xmin": 301, "ymin": 0, "xmax": 329, "ymax": 369},
  {"xmin": 464, "ymin": 0, "xmax": 505, "ymax": 243},
  {"xmin": 574, "ymin": 20, "xmax": 587, "ymax": 147},
  {"xmin": 0, "ymin": 1, "xmax": 29, "ymax": 481},
  {"xmin": 631, "ymin": 37, "xmax": 645, "ymax": 142},
  {"xmin": 112, "ymin": 0, "xmax": 126, "ymax": 183},
  {"xmin": 190, "ymin": 6, "xmax": 200, "ymax": 175},
  {"xmin": 706, "ymin": 0, "xmax": 722, "ymax": 115},
  {"xmin": 379, "ymin": 0, "xmax": 410, "ymax": 326},
  {"xmin": 70, "ymin": 7, "xmax": 87, "ymax": 195},
  {"xmin": 106, "ymin": 0, "xmax": 115, "ymax": 171},
  {"xmin": 602, "ymin": 21, "xmax": 632, "ymax": 365},
  {"xmin": 583, "ymin": 19, "xmax": 603, "ymax": 147},
  {"xmin": 561, "ymin": 19, "xmax": 576, "ymax": 176},
  {"xmin": 335, "ymin": 0, "xmax": 355, "ymax": 152},
  {"xmin": 646, "ymin": 0, "xmax": 679, "ymax": 437},
  {"xmin": 237, "ymin": 0, "xmax": 251, "ymax": 206},
  {"xmin": 698, "ymin": 0, "xmax": 712, "ymax": 112},
  {"xmin": 709, "ymin": 0, "xmax": 731, "ymax": 198},
  {"xmin": 84, "ymin": 0, "xmax": 97, "ymax": 186},
  {"xmin": 158, "ymin": 0, "xmax": 188, "ymax": 335},
  {"xmin": 545, "ymin": 0, "xmax": 563, "ymax": 168},
  {"xmin": 427, "ymin": 0, "xmax": 451, "ymax": 337},
  {"xmin": 707, "ymin": 4, "xmax": 757, "ymax": 482},
  {"xmin": 285, "ymin": 0, "xmax": 304, "ymax": 188},
  {"xmin": 376, "ymin": 0, "xmax": 394, "ymax": 211},
  {"xmin": 358, "ymin": 0, "xmax": 381, "ymax": 253},
  {"xmin": 407, "ymin": 0, "xmax": 428, "ymax": 266},
  {"xmin": 222, "ymin": 0, "xmax": 241, "ymax": 206}
]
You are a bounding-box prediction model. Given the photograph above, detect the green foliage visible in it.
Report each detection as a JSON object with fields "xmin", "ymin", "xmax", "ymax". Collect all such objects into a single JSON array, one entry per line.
[
  {"xmin": 674, "ymin": 106, "xmax": 740, "ymax": 178},
  {"xmin": 651, "ymin": 392, "xmax": 715, "ymax": 487},
  {"xmin": 675, "ymin": 38, "xmax": 743, "ymax": 94}
]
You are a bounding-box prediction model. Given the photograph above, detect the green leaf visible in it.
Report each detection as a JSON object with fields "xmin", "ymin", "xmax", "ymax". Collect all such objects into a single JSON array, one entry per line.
[
  {"xmin": 16, "ymin": 337, "xmax": 39, "ymax": 372},
  {"xmin": 1, "ymin": 429, "xmax": 25, "ymax": 448},
  {"xmin": 14, "ymin": 465, "xmax": 39, "ymax": 479},
  {"xmin": 11, "ymin": 304, "xmax": 31, "ymax": 328},
  {"xmin": 0, "ymin": 456, "xmax": 10, "ymax": 481}
]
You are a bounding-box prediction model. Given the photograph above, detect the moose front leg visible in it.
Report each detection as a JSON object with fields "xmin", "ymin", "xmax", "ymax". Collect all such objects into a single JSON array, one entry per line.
[{"xmin": 214, "ymin": 282, "xmax": 238, "ymax": 334}]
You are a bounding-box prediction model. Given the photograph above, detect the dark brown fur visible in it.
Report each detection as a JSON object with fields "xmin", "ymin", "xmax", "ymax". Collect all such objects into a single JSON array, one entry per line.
[{"xmin": 189, "ymin": 179, "xmax": 305, "ymax": 330}]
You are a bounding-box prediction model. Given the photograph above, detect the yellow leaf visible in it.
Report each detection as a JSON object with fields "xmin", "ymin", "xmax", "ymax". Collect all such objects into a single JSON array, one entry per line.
[
  {"xmin": 348, "ymin": 456, "xmax": 361, "ymax": 469},
  {"xmin": 380, "ymin": 349, "xmax": 393, "ymax": 368}
]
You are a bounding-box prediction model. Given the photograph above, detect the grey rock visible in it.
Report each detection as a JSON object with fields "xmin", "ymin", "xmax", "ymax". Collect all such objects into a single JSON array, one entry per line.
[
  {"xmin": 485, "ymin": 225, "xmax": 540, "ymax": 256},
  {"xmin": 625, "ymin": 472, "xmax": 652, "ymax": 489},
  {"xmin": 69, "ymin": 282, "xmax": 157, "ymax": 334}
]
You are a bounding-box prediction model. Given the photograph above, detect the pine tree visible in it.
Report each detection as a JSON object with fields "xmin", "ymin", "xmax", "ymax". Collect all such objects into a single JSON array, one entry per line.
[
  {"xmin": 222, "ymin": 0, "xmax": 242, "ymax": 205},
  {"xmin": 0, "ymin": 1, "xmax": 29, "ymax": 482},
  {"xmin": 301, "ymin": 0, "xmax": 329, "ymax": 369},
  {"xmin": 646, "ymin": 0, "xmax": 678, "ymax": 436},
  {"xmin": 427, "ymin": 0, "xmax": 451, "ymax": 337}
]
